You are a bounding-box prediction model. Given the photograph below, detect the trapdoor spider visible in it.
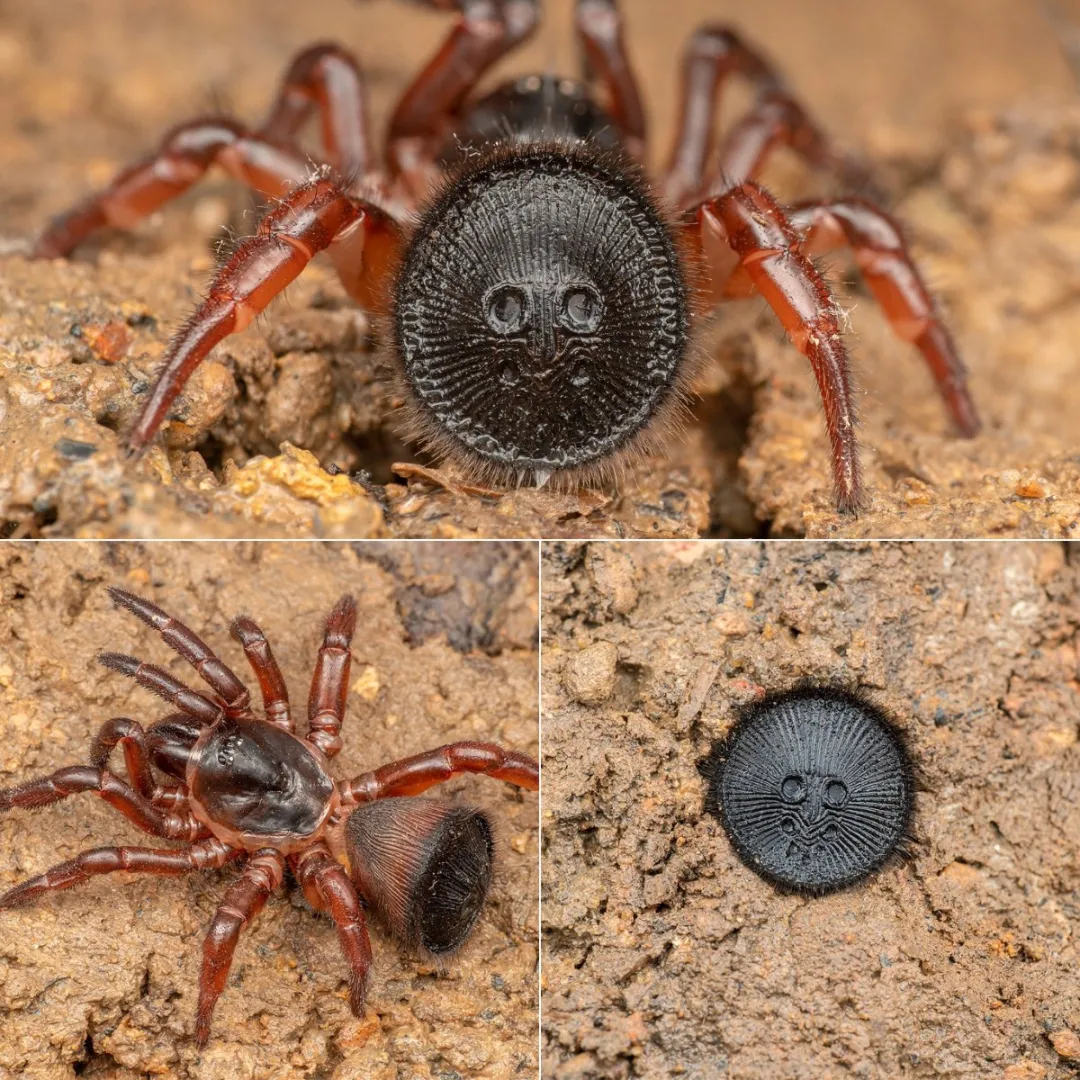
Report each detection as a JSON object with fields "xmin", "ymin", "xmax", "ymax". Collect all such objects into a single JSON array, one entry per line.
[
  {"xmin": 33, "ymin": 0, "xmax": 980, "ymax": 511},
  {"xmin": 0, "ymin": 587, "xmax": 539, "ymax": 1046}
]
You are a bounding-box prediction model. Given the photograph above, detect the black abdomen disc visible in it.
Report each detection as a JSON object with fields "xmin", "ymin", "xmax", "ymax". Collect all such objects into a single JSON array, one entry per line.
[
  {"xmin": 393, "ymin": 143, "xmax": 689, "ymax": 480},
  {"xmin": 702, "ymin": 688, "xmax": 914, "ymax": 895}
]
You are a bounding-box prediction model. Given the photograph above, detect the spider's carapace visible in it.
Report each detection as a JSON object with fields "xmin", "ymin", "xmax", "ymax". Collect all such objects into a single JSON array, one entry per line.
[{"xmin": 33, "ymin": 0, "xmax": 979, "ymax": 511}]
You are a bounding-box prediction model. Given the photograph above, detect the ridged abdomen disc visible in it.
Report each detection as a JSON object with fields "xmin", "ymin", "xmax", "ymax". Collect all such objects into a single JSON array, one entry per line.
[{"xmin": 703, "ymin": 688, "xmax": 914, "ymax": 894}]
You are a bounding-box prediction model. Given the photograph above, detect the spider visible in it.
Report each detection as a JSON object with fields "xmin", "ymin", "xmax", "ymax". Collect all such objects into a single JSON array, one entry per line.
[
  {"xmin": 0, "ymin": 586, "xmax": 539, "ymax": 1047},
  {"xmin": 32, "ymin": 0, "xmax": 980, "ymax": 512}
]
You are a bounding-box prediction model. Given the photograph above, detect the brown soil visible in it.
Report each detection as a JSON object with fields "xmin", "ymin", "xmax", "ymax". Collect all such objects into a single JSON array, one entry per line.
[
  {"xmin": 1, "ymin": 0, "xmax": 1078, "ymax": 538},
  {"xmin": 0, "ymin": 540, "xmax": 539, "ymax": 1079},
  {"xmin": 541, "ymin": 541, "xmax": 1080, "ymax": 1079}
]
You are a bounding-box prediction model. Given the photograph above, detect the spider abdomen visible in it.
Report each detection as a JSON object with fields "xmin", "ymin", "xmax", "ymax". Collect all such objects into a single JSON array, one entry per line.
[
  {"xmin": 344, "ymin": 798, "xmax": 495, "ymax": 957},
  {"xmin": 188, "ymin": 719, "xmax": 336, "ymax": 851},
  {"xmin": 393, "ymin": 142, "xmax": 690, "ymax": 483}
]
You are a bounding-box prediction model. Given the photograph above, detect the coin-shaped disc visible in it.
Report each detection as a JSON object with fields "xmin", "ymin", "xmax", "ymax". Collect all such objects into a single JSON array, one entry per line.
[{"xmin": 701, "ymin": 688, "xmax": 914, "ymax": 895}]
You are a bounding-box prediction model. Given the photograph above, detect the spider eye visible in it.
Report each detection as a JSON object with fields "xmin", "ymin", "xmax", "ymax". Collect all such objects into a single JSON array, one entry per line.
[
  {"xmin": 559, "ymin": 284, "xmax": 603, "ymax": 333},
  {"xmin": 485, "ymin": 285, "xmax": 528, "ymax": 334}
]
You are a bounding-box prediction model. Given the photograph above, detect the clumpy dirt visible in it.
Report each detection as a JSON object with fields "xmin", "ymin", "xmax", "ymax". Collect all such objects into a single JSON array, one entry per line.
[
  {"xmin": 2, "ymin": 0, "xmax": 1079, "ymax": 538},
  {"xmin": 0, "ymin": 540, "xmax": 539, "ymax": 1079},
  {"xmin": 541, "ymin": 541, "xmax": 1080, "ymax": 1079}
]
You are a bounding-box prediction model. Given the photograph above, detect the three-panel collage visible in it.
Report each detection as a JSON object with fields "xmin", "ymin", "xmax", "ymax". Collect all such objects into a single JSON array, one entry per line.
[{"xmin": 1, "ymin": 1, "xmax": 1078, "ymax": 1078}]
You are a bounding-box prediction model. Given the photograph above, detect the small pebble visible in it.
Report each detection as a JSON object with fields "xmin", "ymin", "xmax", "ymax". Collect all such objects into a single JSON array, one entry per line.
[{"xmin": 564, "ymin": 641, "xmax": 618, "ymax": 705}]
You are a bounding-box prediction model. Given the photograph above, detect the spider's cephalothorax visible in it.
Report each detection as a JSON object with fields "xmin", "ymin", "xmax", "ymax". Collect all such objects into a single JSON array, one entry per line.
[
  {"xmin": 32, "ymin": 0, "xmax": 981, "ymax": 511},
  {"xmin": 436, "ymin": 74, "xmax": 626, "ymax": 163},
  {"xmin": 394, "ymin": 141, "xmax": 689, "ymax": 482},
  {"xmin": 0, "ymin": 587, "xmax": 539, "ymax": 1047}
]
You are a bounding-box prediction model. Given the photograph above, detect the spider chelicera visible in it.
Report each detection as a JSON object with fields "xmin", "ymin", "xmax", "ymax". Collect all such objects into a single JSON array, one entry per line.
[
  {"xmin": 0, "ymin": 587, "xmax": 539, "ymax": 1046},
  {"xmin": 32, "ymin": 0, "xmax": 979, "ymax": 511}
]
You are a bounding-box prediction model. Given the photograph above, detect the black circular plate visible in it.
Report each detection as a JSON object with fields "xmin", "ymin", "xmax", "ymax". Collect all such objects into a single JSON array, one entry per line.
[{"xmin": 700, "ymin": 687, "xmax": 914, "ymax": 895}]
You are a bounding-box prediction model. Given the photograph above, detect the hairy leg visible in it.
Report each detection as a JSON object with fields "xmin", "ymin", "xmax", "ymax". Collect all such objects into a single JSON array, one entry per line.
[
  {"xmin": 306, "ymin": 595, "xmax": 357, "ymax": 758},
  {"xmin": 789, "ymin": 198, "xmax": 980, "ymax": 437},
  {"xmin": 231, "ymin": 616, "xmax": 293, "ymax": 731},
  {"xmin": 342, "ymin": 741, "xmax": 539, "ymax": 803},
  {"xmin": 107, "ymin": 588, "xmax": 251, "ymax": 717},
  {"xmin": 386, "ymin": 0, "xmax": 539, "ymax": 190},
  {"xmin": 97, "ymin": 653, "xmax": 224, "ymax": 725},
  {"xmin": 196, "ymin": 850, "xmax": 284, "ymax": 1047},
  {"xmin": 664, "ymin": 25, "xmax": 866, "ymax": 206},
  {"xmin": 293, "ymin": 845, "xmax": 372, "ymax": 1016},
  {"xmin": 260, "ymin": 43, "xmax": 374, "ymax": 181},
  {"xmin": 124, "ymin": 177, "xmax": 401, "ymax": 455},
  {"xmin": 0, "ymin": 838, "xmax": 236, "ymax": 909},
  {"xmin": 0, "ymin": 764, "xmax": 206, "ymax": 840},
  {"xmin": 575, "ymin": 0, "xmax": 646, "ymax": 160},
  {"xmin": 33, "ymin": 118, "xmax": 310, "ymax": 258},
  {"xmin": 689, "ymin": 181, "xmax": 861, "ymax": 511},
  {"xmin": 714, "ymin": 90, "xmax": 870, "ymax": 192}
]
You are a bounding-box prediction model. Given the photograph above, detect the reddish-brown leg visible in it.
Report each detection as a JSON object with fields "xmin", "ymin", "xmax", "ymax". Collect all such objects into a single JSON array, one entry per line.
[
  {"xmin": 125, "ymin": 177, "xmax": 401, "ymax": 455},
  {"xmin": 196, "ymin": 850, "xmax": 284, "ymax": 1048},
  {"xmin": 306, "ymin": 595, "xmax": 357, "ymax": 758},
  {"xmin": 689, "ymin": 182, "xmax": 861, "ymax": 511},
  {"xmin": 231, "ymin": 616, "xmax": 293, "ymax": 731},
  {"xmin": 108, "ymin": 588, "xmax": 251, "ymax": 717},
  {"xmin": 98, "ymin": 652, "xmax": 224, "ymax": 725},
  {"xmin": 293, "ymin": 845, "xmax": 372, "ymax": 1017},
  {"xmin": 342, "ymin": 742, "xmax": 539, "ymax": 804},
  {"xmin": 0, "ymin": 765, "xmax": 205, "ymax": 840},
  {"xmin": 0, "ymin": 838, "xmax": 237, "ymax": 910},
  {"xmin": 575, "ymin": 0, "xmax": 646, "ymax": 161},
  {"xmin": 33, "ymin": 119, "xmax": 311, "ymax": 258},
  {"xmin": 788, "ymin": 198, "xmax": 981, "ymax": 437},
  {"xmin": 260, "ymin": 43, "xmax": 374, "ymax": 181},
  {"xmin": 663, "ymin": 26, "xmax": 866, "ymax": 207},
  {"xmin": 386, "ymin": 0, "xmax": 539, "ymax": 188},
  {"xmin": 714, "ymin": 91, "xmax": 869, "ymax": 191},
  {"xmin": 664, "ymin": 26, "xmax": 784, "ymax": 205}
]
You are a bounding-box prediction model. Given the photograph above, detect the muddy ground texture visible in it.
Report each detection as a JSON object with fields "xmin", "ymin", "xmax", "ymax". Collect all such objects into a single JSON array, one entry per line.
[
  {"xmin": 541, "ymin": 541, "xmax": 1080, "ymax": 1079},
  {"xmin": 0, "ymin": 541, "xmax": 539, "ymax": 1080},
  {"xmin": 2, "ymin": 0, "xmax": 1080, "ymax": 538}
]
